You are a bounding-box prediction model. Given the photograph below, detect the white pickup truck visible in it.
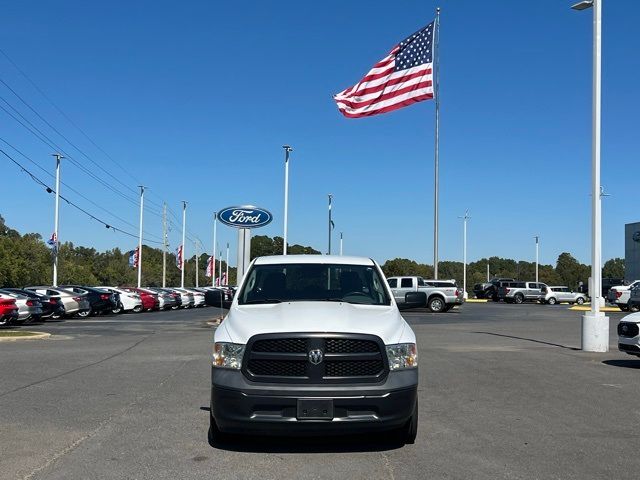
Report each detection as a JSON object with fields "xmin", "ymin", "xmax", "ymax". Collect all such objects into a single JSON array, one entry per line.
[
  {"xmin": 608, "ymin": 280, "xmax": 640, "ymax": 312},
  {"xmin": 209, "ymin": 255, "xmax": 419, "ymax": 445},
  {"xmin": 387, "ymin": 276, "xmax": 464, "ymax": 313}
]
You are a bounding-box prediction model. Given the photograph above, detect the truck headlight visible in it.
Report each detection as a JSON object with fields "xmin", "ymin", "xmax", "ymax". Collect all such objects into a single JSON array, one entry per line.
[
  {"xmin": 386, "ymin": 343, "xmax": 418, "ymax": 370},
  {"xmin": 212, "ymin": 342, "xmax": 245, "ymax": 369}
]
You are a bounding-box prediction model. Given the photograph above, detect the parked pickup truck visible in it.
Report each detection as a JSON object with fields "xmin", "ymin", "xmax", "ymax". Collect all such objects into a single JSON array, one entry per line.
[
  {"xmin": 473, "ymin": 278, "xmax": 514, "ymax": 300},
  {"xmin": 607, "ymin": 280, "xmax": 639, "ymax": 312},
  {"xmin": 387, "ymin": 276, "xmax": 464, "ymax": 313},
  {"xmin": 497, "ymin": 281, "xmax": 548, "ymax": 304}
]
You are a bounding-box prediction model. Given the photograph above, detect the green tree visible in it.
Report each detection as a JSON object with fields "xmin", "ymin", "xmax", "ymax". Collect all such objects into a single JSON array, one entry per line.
[{"xmin": 603, "ymin": 258, "xmax": 624, "ymax": 279}]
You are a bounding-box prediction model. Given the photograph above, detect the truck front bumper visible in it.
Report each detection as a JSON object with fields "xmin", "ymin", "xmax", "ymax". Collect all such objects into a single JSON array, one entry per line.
[{"xmin": 211, "ymin": 368, "xmax": 418, "ymax": 435}]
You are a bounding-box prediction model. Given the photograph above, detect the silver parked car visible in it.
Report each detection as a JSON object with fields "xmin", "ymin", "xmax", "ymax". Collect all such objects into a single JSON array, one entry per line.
[
  {"xmin": 24, "ymin": 286, "xmax": 91, "ymax": 318},
  {"xmin": 0, "ymin": 289, "xmax": 43, "ymax": 324},
  {"xmin": 144, "ymin": 288, "xmax": 178, "ymax": 310},
  {"xmin": 543, "ymin": 286, "xmax": 588, "ymax": 305}
]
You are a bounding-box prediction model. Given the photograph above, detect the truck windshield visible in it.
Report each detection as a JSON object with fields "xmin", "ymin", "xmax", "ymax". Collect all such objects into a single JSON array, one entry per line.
[{"xmin": 238, "ymin": 263, "xmax": 391, "ymax": 306}]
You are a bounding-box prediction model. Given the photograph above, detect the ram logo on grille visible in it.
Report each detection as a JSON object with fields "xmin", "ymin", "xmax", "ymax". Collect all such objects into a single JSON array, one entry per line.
[{"xmin": 308, "ymin": 349, "xmax": 324, "ymax": 365}]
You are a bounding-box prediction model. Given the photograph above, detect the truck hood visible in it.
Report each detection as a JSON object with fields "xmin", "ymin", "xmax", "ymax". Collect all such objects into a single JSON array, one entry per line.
[
  {"xmin": 221, "ymin": 301, "xmax": 409, "ymax": 345},
  {"xmin": 621, "ymin": 312, "xmax": 640, "ymax": 324}
]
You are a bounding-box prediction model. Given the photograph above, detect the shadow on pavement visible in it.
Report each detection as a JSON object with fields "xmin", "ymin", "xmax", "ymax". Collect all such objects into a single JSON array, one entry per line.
[
  {"xmin": 473, "ymin": 331, "xmax": 581, "ymax": 351},
  {"xmin": 209, "ymin": 432, "xmax": 405, "ymax": 453},
  {"xmin": 602, "ymin": 359, "xmax": 640, "ymax": 369}
]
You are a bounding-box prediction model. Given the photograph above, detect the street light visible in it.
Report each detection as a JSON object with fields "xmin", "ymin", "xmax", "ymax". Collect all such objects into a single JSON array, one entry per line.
[
  {"xmin": 572, "ymin": 0, "xmax": 608, "ymax": 352},
  {"xmin": 282, "ymin": 145, "xmax": 292, "ymax": 255}
]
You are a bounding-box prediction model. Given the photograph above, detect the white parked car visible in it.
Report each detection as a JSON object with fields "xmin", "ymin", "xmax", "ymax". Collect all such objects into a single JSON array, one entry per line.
[
  {"xmin": 542, "ymin": 286, "xmax": 588, "ymax": 305},
  {"xmin": 96, "ymin": 287, "xmax": 143, "ymax": 313},
  {"xmin": 182, "ymin": 288, "xmax": 206, "ymax": 307},
  {"xmin": 209, "ymin": 255, "xmax": 419, "ymax": 445},
  {"xmin": 617, "ymin": 312, "xmax": 640, "ymax": 357}
]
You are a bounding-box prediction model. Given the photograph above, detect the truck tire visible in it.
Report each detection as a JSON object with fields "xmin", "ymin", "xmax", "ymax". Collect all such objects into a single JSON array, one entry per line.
[
  {"xmin": 428, "ymin": 296, "xmax": 445, "ymax": 313},
  {"xmin": 629, "ymin": 303, "xmax": 640, "ymax": 313},
  {"xmin": 396, "ymin": 399, "xmax": 418, "ymax": 444},
  {"xmin": 619, "ymin": 305, "xmax": 629, "ymax": 312},
  {"xmin": 208, "ymin": 413, "xmax": 228, "ymax": 446},
  {"xmin": 514, "ymin": 294, "xmax": 524, "ymax": 304}
]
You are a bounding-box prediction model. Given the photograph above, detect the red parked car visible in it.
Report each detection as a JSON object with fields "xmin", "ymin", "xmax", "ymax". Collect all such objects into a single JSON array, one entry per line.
[
  {"xmin": 0, "ymin": 298, "xmax": 19, "ymax": 326},
  {"xmin": 121, "ymin": 287, "xmax": 159, "ymax": 311}
]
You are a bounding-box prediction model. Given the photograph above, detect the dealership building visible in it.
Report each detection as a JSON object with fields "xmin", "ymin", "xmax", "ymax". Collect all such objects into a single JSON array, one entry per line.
[{"xmin": 626, "ymin": 222, "xmax": 640, "ymax": 282}]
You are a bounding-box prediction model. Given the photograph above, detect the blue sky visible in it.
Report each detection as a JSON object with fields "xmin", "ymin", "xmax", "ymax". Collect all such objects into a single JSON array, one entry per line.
[{"xmin": 0, "ymin": 0, "xmax": 637, "ymax": 267}]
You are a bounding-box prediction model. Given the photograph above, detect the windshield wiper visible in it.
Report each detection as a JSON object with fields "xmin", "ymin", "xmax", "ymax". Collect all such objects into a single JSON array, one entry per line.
[{"xmin": 243, "ymin": 299, "xmax": 282, "ymax": 304}]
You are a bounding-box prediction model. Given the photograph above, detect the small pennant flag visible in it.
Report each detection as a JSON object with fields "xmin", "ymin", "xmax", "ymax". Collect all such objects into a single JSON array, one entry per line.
[
  {"xmin": 221, "ymin": 272, "xmax": 227, "ymax": 286},
  {"xmin": 128, "ymin": 247, "xmax": 139, "ymax": 268},
  {"xmin": 205, "ymin": 256, "xmax": 214, "ymax": 278}
]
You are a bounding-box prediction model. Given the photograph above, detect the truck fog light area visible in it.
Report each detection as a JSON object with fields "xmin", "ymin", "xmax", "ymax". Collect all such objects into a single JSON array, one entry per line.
[
  {"xmin": 386, "ymin": 343, "xmax": 418, "ymax": 370},
  {"xmin": 212, "ymin": 342, "xmax": 245, "ymax": 369}
]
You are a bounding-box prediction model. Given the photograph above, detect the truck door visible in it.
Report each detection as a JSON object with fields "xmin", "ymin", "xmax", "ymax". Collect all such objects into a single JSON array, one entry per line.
[
  {"xmin": 387, "ymin": 278, "xmax": 403, "ymax": 304},
  {"xmin": 397, "ymin": 277, "xmax": 414, "ymax": 303}
]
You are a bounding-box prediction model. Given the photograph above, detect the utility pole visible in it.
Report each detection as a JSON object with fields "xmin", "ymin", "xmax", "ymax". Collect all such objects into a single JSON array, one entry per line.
[
  {"xmin": 51, "ymin": 153, "xmax": 63, "ymax": 286},
  {"xmin": 459, "ymin": 210, "xmax": 470, "ymax": 298},
  {"xmin": 572, "ymin": 0, "xmax": 608, "ymax": 352},
  {"xmin": 283, "ymin": 145, "xmax": 292, "ymax": 255},
  {"xmin": 137, "ymin": 186, "xmax": 145, "ymax": 288},
  {"xmin": 340, "ymin": 232, "xmax": 343, "ymax": 256},
  {"xmin": 534, "ymin": 235, "xmax": 540, "ymax": 283},
  {"xmin": 212, "ymin": 212, "xmax": 217, "ymax": 287},
  {"xmin": 328, "ymin": 194, "xmax": 333, "ymax": 255},
  {"xmin": 162, "ymin": 202, "xmax": 167, "ymax": 288},
  {"xmin": 181, "ymin": 201, "xmax": 187, "ymax": 288},
  {"xmin": 226, "ymin": 243, "xmax": 230, "ymax": 285}
]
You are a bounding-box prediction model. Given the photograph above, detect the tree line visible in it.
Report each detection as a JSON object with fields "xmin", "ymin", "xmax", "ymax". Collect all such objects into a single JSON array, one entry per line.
[{"xmin": 0, "ymin": 215, "xmax": 624, "ymax": 290}]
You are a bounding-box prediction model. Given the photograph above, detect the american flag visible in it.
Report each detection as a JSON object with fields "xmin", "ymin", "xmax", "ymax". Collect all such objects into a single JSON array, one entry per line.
[{"xmin": 334, "ymin": 21, "xmax": 435, "ymax": 118}]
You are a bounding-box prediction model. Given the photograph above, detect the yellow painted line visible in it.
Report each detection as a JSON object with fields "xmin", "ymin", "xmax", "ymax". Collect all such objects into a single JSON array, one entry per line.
[
  {"xmin": 466, "ymin": 299, "xmax": 489, "ymax": 303},
  {"xmin": 569, "ymin": 306, "xmax": 621, "ymax": 312}
]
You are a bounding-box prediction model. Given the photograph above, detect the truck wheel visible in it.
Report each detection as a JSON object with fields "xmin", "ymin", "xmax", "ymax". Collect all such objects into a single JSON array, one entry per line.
[
  {"xmin": 630, "ymin": 304, "xmax": 640, "ymax": 313},
  {"xmin": 208, "ymin": 413, "xmax": 228, "ymax": 446},
  {"xmin": 619, "ymin": 305, "xmax": 629, "ymax": 312},
  {"xmin": 397, "ymin": 399, "xmax": 418, "ymax": 445},
  {"xmin": 576, "ymin": 297, "xmax": 585, "ymax": 305},
  {"xmin": 547, "ymin": 297, "xmax": 557, "ymax": 305},
  {"xmin": 514, "ymin": 294, "xmax": 524, "ymax": 304},
  {"xmin": 428, "ymin": 297, "xmax": 445, "ymax": 313}
]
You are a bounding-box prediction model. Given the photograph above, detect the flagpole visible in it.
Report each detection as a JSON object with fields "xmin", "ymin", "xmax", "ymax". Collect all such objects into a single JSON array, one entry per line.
[
  {"xmin": 225, "ymin": 243, "xmax": 229, "ymax": 285},
  {"xmin": 212, "ymin": 212, "xmax": 217, "ymax": 287},
  {"xmin": 137, "ymin": 186, "xmax": 145, "ymax": 288},
  {"xmin": 328, "ymin": 194, "xmax": 333, "ymax": 255},
  {"xmin": 51, "ymin": 153, "xmax": 63, "ymax": 286},
  {"xmin": 218, "ymin": 250, "xmax": 222, "ymax": 285},
  {"xmin": 433, "ymin": 7, "xmax": 441, "ymax": 279},
  {"xmin": 181, "ymin": 201, "xmax": 187, "ymax": 288}
]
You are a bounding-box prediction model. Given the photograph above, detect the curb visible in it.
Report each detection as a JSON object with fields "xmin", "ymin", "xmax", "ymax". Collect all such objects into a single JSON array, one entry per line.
[
  {"xmin": 467, "ymin": 299, "xmax": 489, "ymax": 303},
  {"xmin": 206, "ymin": 316, "xmax": 225, "ymax": 326},
  {"xmin": 0, "ymin": 331, "xmax": 51, "ymax": 342},
  {"xmin": 568, "ymin": 306, "xmax": 621, "ymax": 312}
]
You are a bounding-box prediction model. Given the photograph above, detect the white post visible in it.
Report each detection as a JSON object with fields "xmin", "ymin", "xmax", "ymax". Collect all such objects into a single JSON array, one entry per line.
[
  {"xmin": 433, "ymin": 7, "xmax": 441, "ymax": 279},
  {"xmin": 195, "ymin": 241, "xmax": 199, "ymax": 288},
  {"xmin": 137, "ymin": 186, "xmax": 145, "ymax": 288},
  {"xmin": 460, "ymin": 210, "xmax": 470, "ymax": 298},
  {"xmin": 226, "ymin": 242, "xmax": 229, "ymax": 285},
  {"xmin": 535, "ymin": 235, "xmax": 539, "ymax": 283},
  {"xmin": 52, "ymin": 153, "xmax": 63, "ymax": 286},
  {"xmin": 487, "ymin": 262, "xmax": 490, "ymax": 282},
  {"xmin": 283, "ymin": 145, "xmax": 292, "ymax": 255},
  {"xmin": 578, "ymin": 0, "xmax": 608, "ymax": 352},
  {"xmin": 218, "ymin": 249, "xmax": 222, "ymax": 284},
  {"xmin": 212, "ymin": 213, "xmax": 217, "ymax": 287},
  {"xmin": 328, "ymin": 194, "xmax": 333, "ymax": 255},
  {"xmin": 181, "ymin": 201, "xmax": 187, "ymax": 288},
  {"xmin": 162, "ymin": 202, "xmax": 167, "ymax": 288},
  {"xmin": 340, "ymin": 232, "xmax": 343, "ymax": 256}
]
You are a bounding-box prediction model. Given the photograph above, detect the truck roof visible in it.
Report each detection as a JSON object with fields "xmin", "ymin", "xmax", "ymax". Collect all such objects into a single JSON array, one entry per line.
[{"xmin": 253, "ymin": 255, "xmax": 375, "ymax": 266}]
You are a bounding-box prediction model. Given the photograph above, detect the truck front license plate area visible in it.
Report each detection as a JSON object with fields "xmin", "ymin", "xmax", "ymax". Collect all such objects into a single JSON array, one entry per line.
[{"xmin": 297, "ymin": 399, "xmax": 334, "ymax": 420}]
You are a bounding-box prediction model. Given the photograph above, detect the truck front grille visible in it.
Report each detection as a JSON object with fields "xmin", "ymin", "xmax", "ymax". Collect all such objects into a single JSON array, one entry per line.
[{"xmin": 243, "ymin": 333, "xmax": 388, "ymax": 384}]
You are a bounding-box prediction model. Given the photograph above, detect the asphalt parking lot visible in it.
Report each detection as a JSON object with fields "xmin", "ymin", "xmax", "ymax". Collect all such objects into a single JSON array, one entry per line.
[{"xmin": 1, "ymin": 303, "xmax": 638, "ymax": 480}]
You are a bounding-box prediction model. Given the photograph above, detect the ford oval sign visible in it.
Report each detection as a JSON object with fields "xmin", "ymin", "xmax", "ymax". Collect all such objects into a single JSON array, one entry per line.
[{"xmin": 218, "ymin": 206, "xmax": 273, "ymax": 229}]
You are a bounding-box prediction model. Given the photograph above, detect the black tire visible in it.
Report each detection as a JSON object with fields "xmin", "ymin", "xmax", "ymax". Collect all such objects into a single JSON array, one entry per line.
[
  {"xmin": 576, "ymin": 297, "xmax": 585, "ymax": 305},
  {"xmin": 629, "ymin": 303, "xmax": 640, "ymax": 313},
  {"xmin": 171, "ymin": 305, "xmax": 180, "ymax": 310},
  {"xmin": 208, "ymin": 413, "xmax": 228, "ymax": 446},
  {"xmin": 76, "ymin": 309, "xmax": 91, "ymax": 318},
  {"xmin": 547, "ymin": 297, "xmax": 557, "ymax": 305},
  {"xmin": 514, "ymin": 294, "xmax": 524, "ymax": 304},
  {"xmin": 491, "ymin": 295, "xmax": 499, "ymax": 302},
  {"xmin": 619, "ymin": 305, "xmax": 629, "ymax": 312},
  {"xmin": 396, "ymin": 399, "xmax": 418, "ymax": 444},
  {"xmin": 132, "ymin": 305, "xmax": 143, "ymax": 313},
  {"xmin": 428, "ymin": 296, "xmax": 445, "ymax": 313},
  {"xmin": 112, "ymin": 304, "xmax": 123, "ymax": 315}
]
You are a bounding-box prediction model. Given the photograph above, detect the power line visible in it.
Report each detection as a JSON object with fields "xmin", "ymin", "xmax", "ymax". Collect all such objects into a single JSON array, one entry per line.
[{"xmin": 0, "ymin": 147, "xmax": 162, "ymax": 244}]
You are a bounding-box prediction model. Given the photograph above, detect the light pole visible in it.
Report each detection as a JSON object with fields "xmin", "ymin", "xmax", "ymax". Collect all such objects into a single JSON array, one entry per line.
[
  {"xmin": 572, "ymin": 0, "xmax": 608, "ymax": 352},
  {"xmin": 194, "ymin": 240, "xmax": 199, "ymax": 288},
  {"xmin": 340, "ymin": 232, "xmax": 343, "ymax": 256},
  {"xmin": 181, "ymin": 201, "xmax": 187, "ymax": 288},
  {"xmin": 534, "ymin": 235, "xmax": 539, "ymax": 283},
  {"xmin": 137, "ymin": 186, "xmax": 145, "ymax": 288},
  {"xmin": 212, "ymin": 212, "xmax": 217, "ymax": 287},
  {"xmin": 51, "ymin": 153, "xmax": 63, "ymax": 286},
  {"xmin": 226, "ymin": 243, "xmax": 229, "ymax": 285},
  {"xmin": 459, "ymin": 210, "xmax": 470, "ymax": 299},
  {"xmin": 162, "ymin": 202, "xmax": 167, "ymax": 288},
  {"xmin": 282, "ymin": 145, "xmax": 292, "ymax": 255},
  {"xmin": 328, "ymin": 194, "xmax": 333, "ymax": 255}
]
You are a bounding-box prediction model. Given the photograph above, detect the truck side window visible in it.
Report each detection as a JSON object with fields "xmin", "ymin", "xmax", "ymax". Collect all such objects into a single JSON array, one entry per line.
[
  {"xmin": 387, "ymin": 279, "xmax": 397, "ymax": 288},
  {"xmin": 401, "ymin": 278, "xmax": 413, "ymax": 288},
  {"xmin": 417, "ymin": 278, "xmax": 425, "ymax": 287}
]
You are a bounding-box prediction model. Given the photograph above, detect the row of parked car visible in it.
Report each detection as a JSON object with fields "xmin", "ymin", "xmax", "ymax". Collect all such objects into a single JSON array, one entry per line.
[
  {"xmin": 0, "ymin": 284, "xmax": 236, "ymax": 326},
  {"xmin": 473, "ymin": 279, "xmax": 589, "ymax": 305}
]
